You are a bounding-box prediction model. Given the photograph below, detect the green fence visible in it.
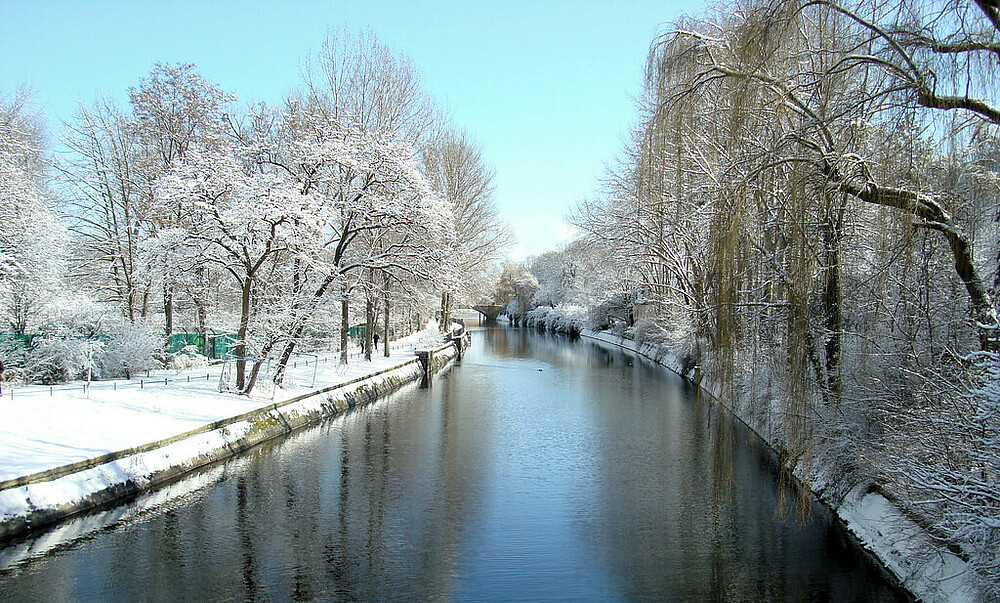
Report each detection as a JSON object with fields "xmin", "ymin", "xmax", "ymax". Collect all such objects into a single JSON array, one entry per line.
[
  {"xmin": 168, "ymin": 333, "xmax": 237, "ymax": 360},
  {"xmin": 209, "ymin": 334, "xmax": 237, "ymax": 360},
  {"xmin": 0, "ymin": 334, "xmax": 34, "ymax": 354},
  {"xmin": 4, "ymin": 332, "xmax": 240, "ymax": 362},
  {"xmin": 168, "ymin": 334, "xmax": 205, "ymax": 355},
  {"xmin": 0, "ymin": 334, "xmax": 111, "ymax": 363}
]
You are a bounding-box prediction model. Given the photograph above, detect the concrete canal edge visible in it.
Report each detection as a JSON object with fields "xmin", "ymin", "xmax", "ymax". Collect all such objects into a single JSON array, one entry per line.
[
  {"xmin": 580, "ymin": 329, "xmax": 977, "ymax": 603},
  {"xmin": 0, "ymin": 341, "xmax": 462, "ymax": 542}
]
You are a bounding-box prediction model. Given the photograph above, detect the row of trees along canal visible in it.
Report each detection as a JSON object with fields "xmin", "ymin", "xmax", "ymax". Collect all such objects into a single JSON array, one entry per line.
[
  {"xmin": 499, "ymin": 1, "xmax": 999, "ymax": 597},
  {"xmin": 0, "ymin": 29, "xmax": 510, "ymax": 395}
]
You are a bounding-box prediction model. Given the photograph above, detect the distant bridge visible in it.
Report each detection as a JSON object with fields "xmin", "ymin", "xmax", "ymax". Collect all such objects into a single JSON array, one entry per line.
[{"xmin": 472, "ymin": 304, "xmax": 502, "ymax": 322}]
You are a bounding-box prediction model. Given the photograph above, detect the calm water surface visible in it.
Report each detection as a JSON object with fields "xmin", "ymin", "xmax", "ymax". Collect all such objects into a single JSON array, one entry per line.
[{"xmin": 0, "ymin": 327, "xmax": 906, "ymax": 602}]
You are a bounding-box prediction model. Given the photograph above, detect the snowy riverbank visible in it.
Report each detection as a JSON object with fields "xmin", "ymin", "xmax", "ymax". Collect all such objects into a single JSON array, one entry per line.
[
  {"xmin": 0, "ymin": 332, "xmax": 462, "ymax": 540},
  {"xmin": 580, "ymin": 328, "xmax": 980, "ymax": 603}
]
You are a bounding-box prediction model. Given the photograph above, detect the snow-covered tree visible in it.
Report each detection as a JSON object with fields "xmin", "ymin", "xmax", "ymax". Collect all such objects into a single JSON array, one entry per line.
[
  {"xmin": 297, "ymin": 28, "xmax": 457, "ymax": 348},
  {"xmin": 130, "ymin": 63, "xmax": 235, "ymax": 343},
  {"xmin": 129, "ymin": 62, "xmax": 233, "ymax": 169},
  {"xmin": 266, "ymin": 100, "xmax": 454, "ymax": 375},
  {"xmin": 0, "ymin": 89, "xmax": 66, "ymax": 334},
  {"xmin": 497, "ymin": 264, "xmax": 538, "ymax": 325},
  {"xmin": 422, "ymin": 127, "xmax": 512, "ymax": 306},
  {"xmin": 61, "ymin": 100, "xmax": 153, "ymax": 321},
  {"xmin": 156, "ymin": 144, "xmax": 317, "ymax": 393},
  {"xmin": 62, "ymin": 63, "xmax": 235, "ymax": 340},
  {"xmin": 303, "ymin": 27, "xmax": 436, "ymax": 142}
]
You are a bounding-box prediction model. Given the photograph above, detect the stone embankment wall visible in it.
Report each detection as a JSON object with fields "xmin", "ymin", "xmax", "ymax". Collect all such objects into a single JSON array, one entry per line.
[{"xmin": 0, "ymin": 342, "xmax": 460, "ymax": 541}]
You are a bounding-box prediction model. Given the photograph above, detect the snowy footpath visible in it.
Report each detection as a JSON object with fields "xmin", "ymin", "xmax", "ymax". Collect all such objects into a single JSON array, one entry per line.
[
  {"xmin": 581, "ymin": 329, "xmax": 980, "ymax": 603},
  {"xmin": 0, "ymin": 332, "xmax": 460, "ymax": 541}
]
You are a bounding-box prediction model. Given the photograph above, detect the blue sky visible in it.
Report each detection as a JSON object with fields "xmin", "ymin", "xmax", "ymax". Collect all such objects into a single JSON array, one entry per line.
[{"xmin": 2, "ymin": 0, "xmax": 703, "ymax": 260}]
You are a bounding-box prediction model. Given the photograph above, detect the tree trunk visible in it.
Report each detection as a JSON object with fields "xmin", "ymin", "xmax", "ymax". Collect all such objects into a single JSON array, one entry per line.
[
  {"xmin": 272, "ymin": 325, "xmax": 301, "ymax": 386},
  {"xmin": 195, "ymin": 300, "xmax": 207, "ymax": 357},
  {"xmin": 243, "ymin": 339, "xmax": 277, "ymax": 396},
  {"xmin": 441, "ymin": 291, "xmax": 450, "ymax": 333},
  {"xmin": 340, "ymin": 295, "xmax": 349, "ymax": 365},
  {"xmin": 163, "ymin": 284, "xmax": 174, "ymax": 347},
  {"xmin": 383, "ymin": 294, "xmax": 390, "ymax": 357},
  {"xmin": 383, "ymin": 272, "xmax": 391, "ymax": 357},
  {"xmin": 11, "ymin": 286, "xmax": 28, "ymax": 335},
  {"xmin": 125, "ymin": 276, "xmax": 136, "ymax": 323},
  {"xmin": 365, "ymin": 297, "xmax": 374, "ymax": 361},
  {"xmin": 235, "ymin": 279, "xmax": 252, "ymax": 392},
  {"xmin": 195, "ymin": 265, "xmax": 208, "ymax": 356},
  {"xmin": 943, "ymin": 228, "xmax": 999, "ymax": 352},
  {"xmin": 823, "ymin": 195, "xmax": 845, "ymax": 400}
]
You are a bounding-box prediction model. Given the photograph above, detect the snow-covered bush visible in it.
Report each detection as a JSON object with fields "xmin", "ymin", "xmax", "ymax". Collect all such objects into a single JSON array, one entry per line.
[
  {"xmin": 877, "ymin": 351, "xmax": 1000, "ymax": 596},
  {"xmin": 24, "ymin": 337, "xmax": 94, "ymax": 384},
  {"xmin": 633, "ymin": 319, "xmax": 668, "ymax": 346},
  {"xmin": 525, "ymin": 305, "xmax": 551, "ymax": 328},
  {"xmin": 0, "ymin": 337, "xmax": 28, "ymax": 367},
  {"xmin": 18, "ymin": 319, "xmax": 164, "ymax": 383},
  {"xmin": 1, "ymin": 366, "xmax": 25, "ymax": 386},
  {"xmin": 525, "ymin": 304, "xmax": 586, "ymax": 335},
  {"xmin": 504, "ymin": 299, "xmax": 523, "ymax": 325},
  {"xmin": 588, "ymin": 291, "xmax": 635, "ymax": 332},
  {"xmin": 165, "ymin": 344, "xmax": 209, "ymax": 371},
  {"xmin": 416, "ymin": 319, "xmax": 445, "ymax": 348},
  {"xmin": 33, "ymin": 293, "xmax": 112, "ymax": 338},
  {"xmin": 962, "ymin": 351, "xmax": 1000, "ymax": 596},
  {"xmin": 928, "ymin": 352, "xmax": 1000, "ymax": 597},
  {"xmin": 550, "ymin": 305, "xmax": 586, "ymax": 335},
  {"xmin": 633, "ymin": 319, "xmax": 699, "ymax": 371},
  {"xmin": 95, "ymin": 322, "xmax": 162, "ymax": 378}
]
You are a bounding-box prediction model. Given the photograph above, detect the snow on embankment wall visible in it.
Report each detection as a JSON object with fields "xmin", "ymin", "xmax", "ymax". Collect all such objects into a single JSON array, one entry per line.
[
  {"xmin": 579, "ymin": 328, "xmax": 978, "ymax": 603},
  {"xmin": 0, "ymin": 342, "xmax": 460, "ymax": 542}
]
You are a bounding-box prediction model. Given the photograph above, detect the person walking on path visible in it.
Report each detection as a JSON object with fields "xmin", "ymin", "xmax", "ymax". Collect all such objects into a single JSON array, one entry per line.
[{"xmin": 0, "ymin": 358, "xmax": 5, "ymax": 396}]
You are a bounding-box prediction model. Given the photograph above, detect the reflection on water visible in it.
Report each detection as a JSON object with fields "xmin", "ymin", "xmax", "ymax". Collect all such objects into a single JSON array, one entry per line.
[{"xmin": 0, "ymin": 327, "xmax": 906, "ymax": 602}]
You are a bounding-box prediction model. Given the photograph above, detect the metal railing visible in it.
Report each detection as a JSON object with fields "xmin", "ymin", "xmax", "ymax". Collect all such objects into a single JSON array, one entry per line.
[{"xmin": 3, "ymin": 341, "xmax": 416, "ymax": 400}]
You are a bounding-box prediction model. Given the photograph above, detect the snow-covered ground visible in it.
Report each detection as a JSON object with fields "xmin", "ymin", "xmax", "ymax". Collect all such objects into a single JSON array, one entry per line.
[
  {"xmin": 838, "ymin": 484, "xmax": 976, "ymax": 603},
  {"xmin": 1, "ymin": 329, "xmax": 444, "ymax": 484}
]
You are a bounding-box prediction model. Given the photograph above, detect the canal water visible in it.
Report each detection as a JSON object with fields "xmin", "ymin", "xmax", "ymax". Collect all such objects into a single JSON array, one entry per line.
[{"xmin": 0, "ymin": 327, "xmax": 906, "ymax": 602}]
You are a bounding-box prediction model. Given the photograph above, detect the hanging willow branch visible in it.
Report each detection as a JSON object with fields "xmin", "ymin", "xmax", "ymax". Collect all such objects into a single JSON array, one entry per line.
[
  {"xmin": 830, "ymin": 165, "xmax": 998, "ymax": 351},
  {"xmin": 662, "ymin": 5, "xmax": 1000, "ymax": 351}
]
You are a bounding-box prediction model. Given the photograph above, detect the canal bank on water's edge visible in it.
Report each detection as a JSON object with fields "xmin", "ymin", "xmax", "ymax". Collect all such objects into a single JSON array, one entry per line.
[
  {"xmin": 0, "ymin": 340, "xmax": 463, "ymax": 542},
  {"xmin": 579, "ymin": 328, "xmax": 977, "ymax": 603}
]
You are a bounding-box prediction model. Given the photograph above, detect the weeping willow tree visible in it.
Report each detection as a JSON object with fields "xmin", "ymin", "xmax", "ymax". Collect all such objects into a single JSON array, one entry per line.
[
  {"xmin": 574, "ymin": 0, "xmax": 1000, "ymax": 591},
  {"xmin": 622, "ymin": 3, "xmax": 840, "ymax": 489}
]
